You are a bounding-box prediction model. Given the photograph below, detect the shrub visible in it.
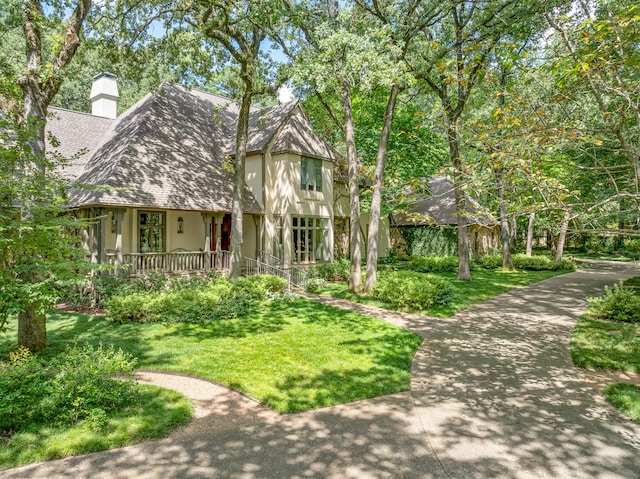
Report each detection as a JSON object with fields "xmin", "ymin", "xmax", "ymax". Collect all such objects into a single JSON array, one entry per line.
[
  {"xmin": 0, "ymin": 344, "xmax": 138, "ymax": 434},
  {"xmin": 310, "ymin": 258, "xmax": 351, "ymax": 281},
  {"xmin": 105, "ymin": 274, "xmax": 287, "ymax": 324},
  {"xmin": 475, "ymin": 254, "xmax": 576, "ymax": 271},
  {"xmin": 372, "ymin": 271, "xmax": 455, "ymax": 311},
  {"xmin": 408, "ymin": 255, "xmax": 458, "ymax": 273},
  {"xmin": 235, "ymin": 274, "xmax": 289, "ymax": 300},
  {"xmin": 475, "ymin": 255, "xmax": 503, "ymax": 269},
  {"xmin": 587, "ymin": 282, "xmax": 640, "ymax": 323}
]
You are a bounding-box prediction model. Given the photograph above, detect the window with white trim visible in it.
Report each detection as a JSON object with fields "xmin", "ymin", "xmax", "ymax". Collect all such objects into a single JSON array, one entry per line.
[
  {"xmin": 292, "ymin": 216, "xmax": 329, "ymax": 263},
  {"xmin": 300, "ymin": 157, "xmax": 323, "ymax": 192}
]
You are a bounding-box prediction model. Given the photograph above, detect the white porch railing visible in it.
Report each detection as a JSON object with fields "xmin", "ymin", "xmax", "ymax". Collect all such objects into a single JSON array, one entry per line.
[{"xmin": 106, "ymin": 250, "xmax": 230, "ymax": 276}]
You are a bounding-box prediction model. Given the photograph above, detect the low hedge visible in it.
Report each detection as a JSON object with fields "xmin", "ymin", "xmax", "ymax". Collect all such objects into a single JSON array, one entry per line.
[
  {"xmin": 475, "ymin": 254, "xmax": 576, "ymax": 271},
  {"xmin": 105, "ymin": 274, "xmax": 288, "ymax": 324},
  {"xmin": 372, "ymin": 271, "xmax": 455, "ymax": 311},
  {"xmin": 408, "ymin": 255, "xmax": 458, "ymax": 273}
]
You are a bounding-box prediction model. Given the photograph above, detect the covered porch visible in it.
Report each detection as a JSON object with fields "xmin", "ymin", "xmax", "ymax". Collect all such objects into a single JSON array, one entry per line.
[{"xmin": 81, "ymin": 207, "xmax": 262, "ymax": 276}]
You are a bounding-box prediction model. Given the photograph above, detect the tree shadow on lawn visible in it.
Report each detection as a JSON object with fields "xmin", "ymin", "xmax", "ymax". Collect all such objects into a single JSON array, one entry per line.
[
  {"xmin": 0, "ymin": 307, "xmax": 288, "ymax": 364},
  {"xmin": 263, "ymin": 365, "xmax": 415, "ymax": 413}
]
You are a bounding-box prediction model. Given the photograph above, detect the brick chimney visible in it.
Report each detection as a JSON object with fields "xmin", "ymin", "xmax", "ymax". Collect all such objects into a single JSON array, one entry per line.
[{"xmin": 90, "ymin": 73, "xmax": 119, "ymax": 119}]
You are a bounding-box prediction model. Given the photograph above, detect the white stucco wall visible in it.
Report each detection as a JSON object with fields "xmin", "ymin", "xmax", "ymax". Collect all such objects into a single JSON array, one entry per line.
[
  {"xmin": 263, "ymin": 152, "xmax": 334, "ymax": 264},
  {"xmin": 245, "ymin": 154, "xmax": 264, "ymax": 209}
]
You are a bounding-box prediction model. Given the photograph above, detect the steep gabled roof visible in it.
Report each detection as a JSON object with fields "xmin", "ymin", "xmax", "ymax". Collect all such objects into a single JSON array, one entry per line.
[
  {"xmin": 392, "ymin": 176, "xmax": 497, "ymax": 227},
  {"xmin": 67, "ymin": 83, "xmax": 262, "ymax": 214},
  {"xmin": 47, "ymin": 108, "xmax": 114, "ymax": 179},
  {"xmin": 271, "ymin": 108, "xmax": 337, "ymax": 161}
]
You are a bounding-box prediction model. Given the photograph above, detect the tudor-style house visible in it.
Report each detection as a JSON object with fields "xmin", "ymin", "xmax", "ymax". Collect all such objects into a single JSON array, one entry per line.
[{"xmin": 48, "ymin": 73, "xmax": 353, "ymax": 276}]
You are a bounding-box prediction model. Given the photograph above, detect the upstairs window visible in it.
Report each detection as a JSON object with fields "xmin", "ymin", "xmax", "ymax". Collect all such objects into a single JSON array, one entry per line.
[{"xmin": 300, "ymin": 157, "xmax": 323, "ymax": 192}]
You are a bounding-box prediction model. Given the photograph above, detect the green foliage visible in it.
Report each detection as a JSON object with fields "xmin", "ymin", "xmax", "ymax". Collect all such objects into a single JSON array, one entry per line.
[
  {"xmin": 587, "ymin": 282, "xmax": 640, "ymax": 323},
  {"xmin": 408, "ymin": 255, "xmax": 458, "ymax": 273},
  {"xmin": 0, "ymin": 119, "xmax": 90, "ymax": 331},
  {"xmin": 400, "ymin": 227, "xmax": 458, "ymax": 257},
  {"xmin": 0, "ymin": 384, "xmax": 191, "ymax": 470},
  {"xmin": 234, "ymin": 274, "xmax": 289, "ymax": 300},
  {"xmin": 602, "ymin": 384, "xmax": 640, "ymax": 424},
  {"xmin": 0, "ymin": 343, "xmax": 137, "ymax": 434},
  {"xmin": 475, "ymin": 255, "xmax": 504, "ymax": 269},
  {"xmin": 474, "ymin": 254, "xmax": 576, "ymax": 271},
  {"xmin": 309, "ymin": 258, "xmax": 351, "ymax": 281},
  {"xmin": 104, "ymin": 274, "xmax": 287, "ymax": 324},
  {"xmin": 372, "ymin": 271, "xmax": 455, "ymax": 311}
]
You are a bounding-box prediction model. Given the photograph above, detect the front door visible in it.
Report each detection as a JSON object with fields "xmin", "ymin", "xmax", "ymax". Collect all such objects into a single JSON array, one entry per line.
[{"xmin": 212, "ymin": 214, "xmax": 232, "ymax": 251}]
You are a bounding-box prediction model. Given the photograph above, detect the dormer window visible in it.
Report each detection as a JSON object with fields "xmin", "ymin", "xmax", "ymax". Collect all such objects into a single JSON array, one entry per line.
[{"xmin": 300, "ymin": 157, "xmax": 323, "ymax": 192}]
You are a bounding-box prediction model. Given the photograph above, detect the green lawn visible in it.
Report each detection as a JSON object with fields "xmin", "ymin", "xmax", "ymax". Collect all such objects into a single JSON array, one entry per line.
[
  {"xmin": 571, "ymin": 316, "xmax": 640, "ymax": 373},
  {"xmin": 0, "ymin": 385, "xmax": 191, "ymax": 470},
  {"xmin": 0, "ymin": 298, "xmax": 422, "ymax": 414},
  {"xmin": 314, "ymin": 269, "xmax": 568, "ymax": 317},
  {"xmin": 571, "ymin": 277, "xmax": 640, "ymax": 424}
]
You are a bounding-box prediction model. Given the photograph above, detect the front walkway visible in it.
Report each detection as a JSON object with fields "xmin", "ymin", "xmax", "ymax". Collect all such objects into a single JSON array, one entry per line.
[{"xmin": 5, "ymin": 262, "xmax": 640, "ymax": 478}]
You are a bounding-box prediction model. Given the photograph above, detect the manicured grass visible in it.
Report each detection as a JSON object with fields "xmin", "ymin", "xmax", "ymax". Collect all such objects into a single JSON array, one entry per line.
[
  {"xmin": 0, "ymin": 298, "xmax": 422, "ymax": 414},
  {"xmin": 0, "ymin": 385, "xmax": 191, "ymax": 470},
  {"xmin": 571, "ymin": 314, "xmax": 640, "ymax": 372},
  {"xmin": 603, "ymin": 384, "xmax": 640, "ymax": 423},
  {"xmin": 314, "ymin": 269, "xmax": 569, "ymax": 317},
  {"xmin": 571, "ymin": 276, "xmax": 640, "ymax": 424}
]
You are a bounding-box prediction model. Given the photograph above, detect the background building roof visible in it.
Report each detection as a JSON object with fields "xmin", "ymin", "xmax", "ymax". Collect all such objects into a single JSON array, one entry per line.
[{"xmin": 392, "ymin": 176, "xmax": 497, "ymax": 227}]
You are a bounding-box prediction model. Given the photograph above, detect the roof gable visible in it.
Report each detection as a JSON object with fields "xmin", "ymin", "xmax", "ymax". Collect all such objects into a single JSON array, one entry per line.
[{"xmin": 270, "ymin": 107, "xmax": 337, "ymax": 161}]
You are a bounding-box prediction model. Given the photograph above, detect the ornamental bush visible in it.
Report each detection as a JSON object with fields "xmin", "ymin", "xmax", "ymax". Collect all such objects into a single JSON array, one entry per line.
[
  {"xmin": 474, "ymin": 254, "xmax": 576, "ymax": 271},
  {"xmin": 0, "ymin": 344, "xmax": 138, "ymax": 433},
  {"xmin": 105, "ymin": 274, "xmax": 286, "ymax": 324},
  {"xmin": 587, "ymin": 281, "xmax": 640, "ymax": 323},
  {"xmin": 372, "ymin": 271, "xmax": 455, "ymax": 311},
  {"xmin": 408, "ymin": 255, "xmax": 458, "ymax": 273},
  {"xmin": 310, "ymin": 258, "xmax": 351, "ymax": 281}
]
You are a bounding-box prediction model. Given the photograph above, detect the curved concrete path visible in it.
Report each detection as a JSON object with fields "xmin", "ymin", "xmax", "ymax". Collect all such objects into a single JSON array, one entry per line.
[{"xmin": 5, "ymin": 262, "xmax": 640, "ymax": 478}]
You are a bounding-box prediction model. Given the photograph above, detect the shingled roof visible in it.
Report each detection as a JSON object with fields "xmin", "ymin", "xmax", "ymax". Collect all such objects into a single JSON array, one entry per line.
[
  {"xmin": 65, "ymin": 83, "xmax": 262, "ymax": 213},
  {"xmin": 392, "ymin": 176, "xmax": 497, "ymax": 227},
  {"xmin": 47, "ymin": 108, "xmax": 114, "ymax": 180},
  {"xmin": 47, "ymin": 83, "xmax": 335, "ymax": 214}
]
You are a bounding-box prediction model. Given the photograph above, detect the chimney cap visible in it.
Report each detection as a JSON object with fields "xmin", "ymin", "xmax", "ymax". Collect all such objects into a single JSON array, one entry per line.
[{"xmin": 92, "ymin": 72, "xmax": 117, "ymax": 81}]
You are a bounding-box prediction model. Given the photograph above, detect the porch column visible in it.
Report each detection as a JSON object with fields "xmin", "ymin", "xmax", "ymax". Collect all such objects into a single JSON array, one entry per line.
[
  {"xmin": 202, "ymin": 213, "xmax": 213, "ymax": 270},
  {"xmin": 214, "ymin": 214, "xmax": 223, "ymax": 270},
  {"xmin": 113, "ymin": 208, "xmax": 126, "ymax": 266},
  {"xmin": 89, "ymin": 208, "xmax": 99, "ymax": 264},
  {"xmin": 98, "ymin": 208, "xmax": 106, "ymax": 265},
  {"xmin": 78, "ymin": 209, "xmax": 91, "ymax": 260}
]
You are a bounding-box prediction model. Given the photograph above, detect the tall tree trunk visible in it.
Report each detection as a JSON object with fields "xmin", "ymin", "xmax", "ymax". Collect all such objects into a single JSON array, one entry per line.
[
  {"xmin": 365, "ymin": 84, "xmax": 399, "ymax": 293},
  {"xmin": 18, "ymin": 304, "xmax": 47, "ymax": 352},
  {"xmin": 526, "ymin": 211, "xmax": 535, "ymax": 257},
  {"xmin": 448, "ymin": 121, "xmax": 471, "ymax": 281},
  {"xmin": 496, "ymin": 168, "xmax": 514, "ymax": 270},
  {"xmin": 341, "ymin": 82, "xmax": 362, "ymax": 292},
  {"xmin": 14, "ymin": 0, "xmax": 92, "ymax": 352},
  {"xmin": 229, "ymin": 76, "xmax": 252, "ymax": 281},
  {"xmin": 508, "ymin": 214, "xmax": 517, "ymax": 248},
  {"xmin": 555, "ymin": 209, "xmax": 571, "ymax": 261}
]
